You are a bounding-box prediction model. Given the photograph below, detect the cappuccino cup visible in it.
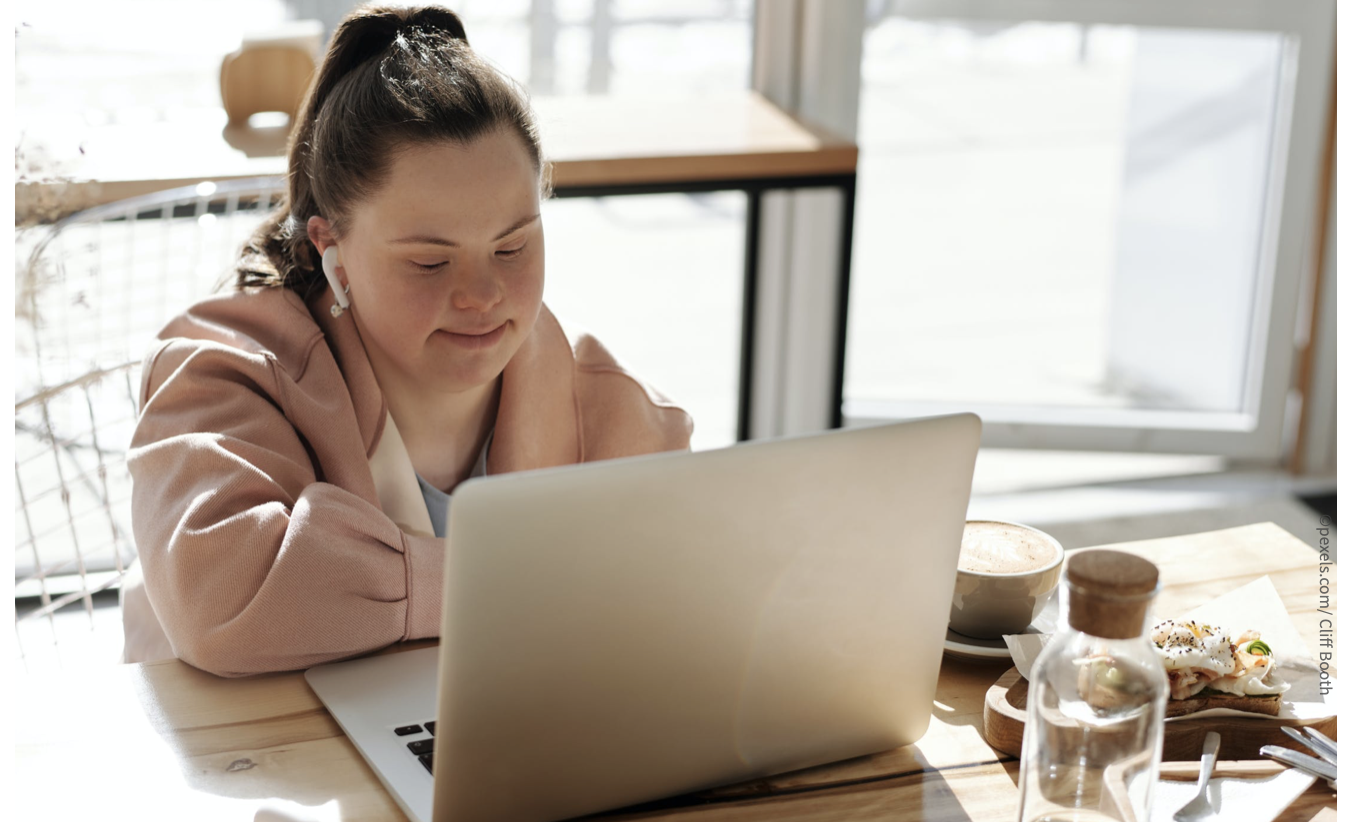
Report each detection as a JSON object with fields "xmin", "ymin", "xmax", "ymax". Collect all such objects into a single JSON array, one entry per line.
[{"xmin": 948, "ymin": 519, "xmax": 1064, "ymax": 640}]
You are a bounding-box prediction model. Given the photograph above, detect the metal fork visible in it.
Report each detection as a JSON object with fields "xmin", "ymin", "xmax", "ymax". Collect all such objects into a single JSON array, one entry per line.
[{"xmin": 1174, "ymin": 732, "xmax": 1222, "ymax": 822}]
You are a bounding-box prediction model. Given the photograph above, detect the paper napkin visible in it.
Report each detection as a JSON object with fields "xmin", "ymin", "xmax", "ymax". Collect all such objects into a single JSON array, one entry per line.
[{"xmin": 1148, "ymin": 768, "xmax": 1317, "ymax": 822}]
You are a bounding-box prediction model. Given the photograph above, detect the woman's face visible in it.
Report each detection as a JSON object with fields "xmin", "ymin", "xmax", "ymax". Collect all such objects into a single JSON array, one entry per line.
[{"xmin": 317, "ymin": 131, "xmax": 545, "ymax": 396}]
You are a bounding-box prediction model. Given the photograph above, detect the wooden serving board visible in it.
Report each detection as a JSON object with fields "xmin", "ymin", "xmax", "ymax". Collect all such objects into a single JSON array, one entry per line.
[{"xmin": 983, "ymin": 666, "xmax": 1338, "ymax": 761}]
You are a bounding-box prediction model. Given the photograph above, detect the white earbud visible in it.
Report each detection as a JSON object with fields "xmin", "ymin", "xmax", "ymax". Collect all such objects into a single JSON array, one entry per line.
[{"xmin": 321, "ymin": 247, "xmax": 351, "ymax": 318}]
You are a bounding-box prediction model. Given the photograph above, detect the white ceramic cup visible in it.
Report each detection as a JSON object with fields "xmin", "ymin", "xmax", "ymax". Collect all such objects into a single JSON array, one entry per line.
[{"xmin": 948, "ymin": 519, "xmax": 1064, "ymax": 640}]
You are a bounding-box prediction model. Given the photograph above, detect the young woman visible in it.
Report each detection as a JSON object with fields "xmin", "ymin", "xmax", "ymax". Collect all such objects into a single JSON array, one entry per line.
[{"xmin": 121, "ymin": 4, "xmax": 693, "ymax": 676}]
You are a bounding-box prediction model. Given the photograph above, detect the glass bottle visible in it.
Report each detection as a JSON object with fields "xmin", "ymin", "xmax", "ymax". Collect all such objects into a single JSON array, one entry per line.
[{"xmin": 1017, "ymin": 550, "xmax": 1169, "ymax": 822}]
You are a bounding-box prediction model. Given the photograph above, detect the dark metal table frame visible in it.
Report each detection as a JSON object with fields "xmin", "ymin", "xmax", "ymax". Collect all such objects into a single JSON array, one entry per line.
[{"xmin": 554, "ymin": 171, "xmax": 858, "ymax": 441}]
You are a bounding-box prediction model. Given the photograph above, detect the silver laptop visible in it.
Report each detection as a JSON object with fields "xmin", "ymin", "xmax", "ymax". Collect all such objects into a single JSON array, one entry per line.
[{"xmin": 305, "ymin": 413, "xmax": 981, "ymax": 822}]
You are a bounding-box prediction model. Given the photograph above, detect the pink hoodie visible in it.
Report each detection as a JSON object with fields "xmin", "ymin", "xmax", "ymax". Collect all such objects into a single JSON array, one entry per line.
[{"xmin": 123, "ymin": 285, "xmax": 693, "ymax": 677}]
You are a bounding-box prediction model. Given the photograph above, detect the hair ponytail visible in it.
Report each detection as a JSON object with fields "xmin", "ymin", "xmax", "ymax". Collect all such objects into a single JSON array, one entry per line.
[{"xmin": 236, "ymin": 3, "xmax": 543, "ymax": 300}]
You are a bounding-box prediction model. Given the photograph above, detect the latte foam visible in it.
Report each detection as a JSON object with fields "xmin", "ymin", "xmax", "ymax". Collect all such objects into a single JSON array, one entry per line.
[{"xmin": 959, "ymin": 521, "xmax": 1060, "ymax": 575}]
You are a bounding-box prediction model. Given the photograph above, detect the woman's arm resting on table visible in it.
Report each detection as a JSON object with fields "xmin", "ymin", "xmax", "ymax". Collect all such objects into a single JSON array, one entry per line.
[{"xmin": 129, "ymin": 341, "xmax": 442, "ymax": 678}]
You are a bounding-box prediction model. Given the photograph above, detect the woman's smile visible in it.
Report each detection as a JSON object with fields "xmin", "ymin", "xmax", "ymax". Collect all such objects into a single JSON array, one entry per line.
[{"xmin": 436, "ymin": 321, "xmax": 508, "ymax": 350}]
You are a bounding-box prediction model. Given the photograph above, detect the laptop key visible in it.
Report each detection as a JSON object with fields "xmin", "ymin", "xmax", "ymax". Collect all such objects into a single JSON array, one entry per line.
[
  {"xmin": 407, "ymin": 738, "xmax": 435, "ymax": 756},
  {"xmin": 425, "ymin": 721, "xmax": 435, "ymax": 736},
  {"xmin": 419, "ymin": 753, "xmax": 434, "ymax": 775},
  {"xmin": 394, "ymin": 724, "xmax": 422, "ymax": 736}
]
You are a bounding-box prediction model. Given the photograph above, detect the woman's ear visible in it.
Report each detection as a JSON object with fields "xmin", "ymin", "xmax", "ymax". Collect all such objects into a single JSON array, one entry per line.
[
  {"xmin": 308, "ymin": 215, "xmax": 352, "ymax": 317},
  {"xmin": 307, "ymin": 215, "xmax": 336, "ymax": 256}
]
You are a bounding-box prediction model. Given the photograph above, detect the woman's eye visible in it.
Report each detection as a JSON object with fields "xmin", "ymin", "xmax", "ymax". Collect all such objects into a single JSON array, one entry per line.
[
  {"xmin": 411, "ymin": 261, "xmax": 446, "ymax": 271},
  {"xmin": 497, "ymin": 245, "xmax": 526, "ymax": 258}
]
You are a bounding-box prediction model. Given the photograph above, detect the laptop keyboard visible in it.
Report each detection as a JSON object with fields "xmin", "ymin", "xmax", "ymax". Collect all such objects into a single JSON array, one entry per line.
[{"xmin": 394, "ymin": 721, "xmax": 436, "ymax": 774}]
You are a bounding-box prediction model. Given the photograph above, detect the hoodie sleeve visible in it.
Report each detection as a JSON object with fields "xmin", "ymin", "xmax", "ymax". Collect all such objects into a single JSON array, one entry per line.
[
  {"xmin": 565, "ymin": 330, "xmax": 695, "ymax": 458},
  {"xmin": 127, "ymin": 339, "xmax": 442, "ymax": 677}
]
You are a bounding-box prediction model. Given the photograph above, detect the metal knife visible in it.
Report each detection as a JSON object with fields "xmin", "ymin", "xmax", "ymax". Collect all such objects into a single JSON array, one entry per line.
[
  {"xmin": 1304, "ymin": 727, "xmax": 1339, "ymax": 765},
  {"xmin": 1280, "ymin": 726, "xmax": 1338, "ymax": 766},
  {"xmin": 1260, "ymin": 744, "xmax": 1339, "ymax": 787}
]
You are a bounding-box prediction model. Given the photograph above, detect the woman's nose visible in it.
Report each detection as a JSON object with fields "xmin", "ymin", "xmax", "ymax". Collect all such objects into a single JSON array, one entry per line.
[{"xmin": 450, "ymin": 263, "xmax": 502, "ymax": 312}]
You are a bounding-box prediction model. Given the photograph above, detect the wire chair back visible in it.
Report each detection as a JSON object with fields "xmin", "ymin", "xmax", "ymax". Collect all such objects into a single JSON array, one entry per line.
[
  {"xmin": 14, "ymin": 177, "xmax": 286, "ymax": 652},
  {"xmin": 16, "ymin": 176, "xmax": 287, "ymax": 399},
  {"xmin": 14, "ymin": 362, "xmax": 141, "ymax": 649}
]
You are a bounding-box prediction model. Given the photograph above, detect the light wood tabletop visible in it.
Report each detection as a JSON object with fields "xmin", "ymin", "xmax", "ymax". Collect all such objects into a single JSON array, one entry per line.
[
  {"xmin": 14, "ymin": 522, "xmax": 1336, "ymax": 821},
  {"xmin": 15, "ymin": 91, "xmax": 857, "ymax": 222}
]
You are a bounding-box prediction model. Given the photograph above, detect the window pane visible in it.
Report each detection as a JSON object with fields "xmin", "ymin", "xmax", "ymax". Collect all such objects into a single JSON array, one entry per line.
[
  {"xmin": 378, "ymin": 0, "xmax": 754, "ymax": 98},
  {"xmin": 845, "ymin": 20, "xmax": 1286, "ymax": 418},
  {"xmin": 16, "ymin": 1, "xmax": 289, "ymax": 129},
  {"xmin": 542, "ymin": 193, "xmax": 745, "ymax": 450}
]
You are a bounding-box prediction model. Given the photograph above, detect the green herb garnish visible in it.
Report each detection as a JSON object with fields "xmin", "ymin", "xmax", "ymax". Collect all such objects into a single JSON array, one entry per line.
[
  {"xmin": 1247, "ymin": 640, "xmax": 1273, "ymax": 656},
  {"xmin": 1197, "ymin": 687, "xmax": 1280, "ymax": 699}
]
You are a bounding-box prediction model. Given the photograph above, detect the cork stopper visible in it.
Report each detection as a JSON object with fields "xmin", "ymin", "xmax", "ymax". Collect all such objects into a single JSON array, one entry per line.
[{"xmin": 1065, "ymin": 550, "xmax": 1160, "ymax": 639}]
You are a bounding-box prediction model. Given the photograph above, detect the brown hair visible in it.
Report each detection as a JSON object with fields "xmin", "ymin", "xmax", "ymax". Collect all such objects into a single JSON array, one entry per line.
[{"xmin": 236, "ymin": 3, "xmax": 549, "ymax": 298}]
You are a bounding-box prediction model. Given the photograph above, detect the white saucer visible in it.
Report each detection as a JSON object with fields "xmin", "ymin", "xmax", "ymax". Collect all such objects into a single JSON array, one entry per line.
[
  {"xmin": 943, "ymin": 629, "xmax": 1018, "ymax": 662},
  {"xmin": 943, "ymin": 589, "xmax": 1061, "ymax": 663}
]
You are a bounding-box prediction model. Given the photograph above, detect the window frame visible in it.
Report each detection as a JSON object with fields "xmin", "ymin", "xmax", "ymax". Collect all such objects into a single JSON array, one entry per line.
[{"xmin": 751, "ymin": 0, "xmax": 1334, "ymax": 460}]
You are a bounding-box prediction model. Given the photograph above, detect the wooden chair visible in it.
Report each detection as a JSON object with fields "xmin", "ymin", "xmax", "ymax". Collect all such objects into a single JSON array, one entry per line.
[{"xmin": 219, "ymin": 23, "xmax": 322, "ymax": 128}]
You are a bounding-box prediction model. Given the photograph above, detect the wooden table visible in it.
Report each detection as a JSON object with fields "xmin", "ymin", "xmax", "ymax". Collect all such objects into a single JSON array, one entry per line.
[
  {"xmin": 14, "ymin": 523, "xmax": 1336, "ymax": 821},
  {"xmin": 15, "ymin": 92, "xmax": 856, "ymax": 218}
]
